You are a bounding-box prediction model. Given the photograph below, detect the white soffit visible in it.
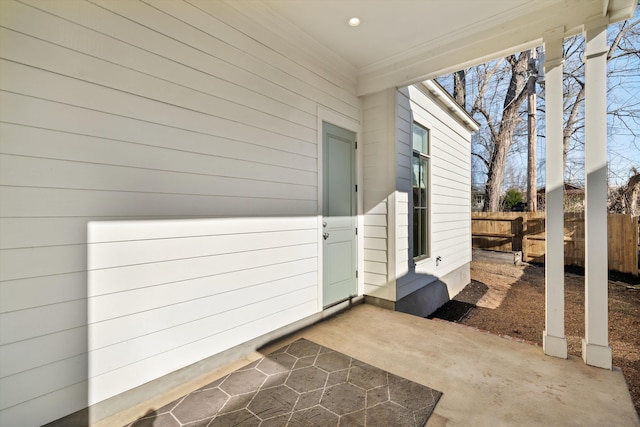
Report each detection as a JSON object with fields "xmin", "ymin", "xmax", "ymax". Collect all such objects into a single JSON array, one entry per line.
[
  {"xmin": 263, "ymin": 0, "xmax": 533, "ymax": 70},
  {"xmin": 253, "ymin": 0, "xmax": 636, "ymax": 95}
]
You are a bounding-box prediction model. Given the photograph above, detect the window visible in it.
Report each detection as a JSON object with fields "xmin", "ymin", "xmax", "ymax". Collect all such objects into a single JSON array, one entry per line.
[{"xmin": 412, "ymin": 122, "xmax": 430, "ymax": 259}]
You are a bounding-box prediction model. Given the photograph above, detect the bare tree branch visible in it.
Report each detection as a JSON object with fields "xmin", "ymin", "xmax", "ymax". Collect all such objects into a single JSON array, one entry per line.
[{"xmin": 471, "ymin": 152, "xmax": 490, "ymax": 169}]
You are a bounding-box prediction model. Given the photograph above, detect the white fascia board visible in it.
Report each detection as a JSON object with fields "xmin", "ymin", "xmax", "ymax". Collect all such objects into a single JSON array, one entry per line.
[
  {"xmin": 419, "ymin": 80, "xmax": 479, "ymax": 133},
  {"xmin": 357, "ymin": 34, "xmax": 540, "ymax": 97}
]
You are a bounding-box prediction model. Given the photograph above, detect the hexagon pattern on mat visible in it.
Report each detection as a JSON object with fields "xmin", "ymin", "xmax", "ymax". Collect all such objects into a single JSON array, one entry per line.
[{"xmin": 126, "ymin": 339, "xmax": 442, "ymax": 427}]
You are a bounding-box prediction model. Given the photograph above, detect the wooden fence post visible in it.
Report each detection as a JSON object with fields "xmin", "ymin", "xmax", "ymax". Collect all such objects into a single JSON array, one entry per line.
[
  {"xmin": 522, "ymin": 213, "xmax": 528, "ymax": 261},
  {"xmin": 512, "ymin": 216, "xmax": 523, "ymax": 252}
]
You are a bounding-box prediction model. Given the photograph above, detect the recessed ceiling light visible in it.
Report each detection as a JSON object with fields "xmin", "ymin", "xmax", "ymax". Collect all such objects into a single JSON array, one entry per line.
[{"xmin": 348, "ymin": 17, "xmax": 361, "ymax": 27}]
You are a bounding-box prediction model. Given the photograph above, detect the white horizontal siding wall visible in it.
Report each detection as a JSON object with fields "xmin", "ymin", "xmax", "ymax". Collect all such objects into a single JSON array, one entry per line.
[
  {"xmin": 362, "ymin": 89, "xmax": 396, "ymax": 301},
  {"xmin": 395, "ymin": 91, "xmax": 413, "ymax": 282},
  {"xmin": 0, "ymin": 0, "xmax": 357, "ymax": 425},
  {"xmin": 360, "ymin": 84, "xmax": 471, "ymax": 307},
  {"xmin": 395, "ymin": 85, "xmax": 472, "ymax": 299}
]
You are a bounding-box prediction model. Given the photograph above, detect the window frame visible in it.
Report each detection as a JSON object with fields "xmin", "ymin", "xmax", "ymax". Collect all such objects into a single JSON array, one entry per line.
[{"xmin": 411, "ymin": 121, "xmax": 431, "ymax": 262}]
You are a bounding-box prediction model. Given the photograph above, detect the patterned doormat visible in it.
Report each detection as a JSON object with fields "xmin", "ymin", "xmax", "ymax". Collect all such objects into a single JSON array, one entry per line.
[{"xmin": 128, "ymin": 339, "xmax": 442, "ymax": 427}]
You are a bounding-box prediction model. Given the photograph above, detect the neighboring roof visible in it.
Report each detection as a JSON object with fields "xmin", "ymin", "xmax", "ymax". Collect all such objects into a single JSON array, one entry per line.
[
  {"xmin": 248, "ymin": 0, "xmax": 637, "ymax": 95},
  {"xmin": 537, "ymin": 183, "xmax": 585, "ymax": 195}
]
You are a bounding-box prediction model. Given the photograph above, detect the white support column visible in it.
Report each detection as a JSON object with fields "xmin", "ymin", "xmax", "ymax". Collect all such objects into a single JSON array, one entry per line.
[
  {"xmin": 582, "ymin": 18, "xmax": 612, "ymax": 370},
  {"xmin": 542, "ymin": 28, "xmax": 568, "ymax": 359}
]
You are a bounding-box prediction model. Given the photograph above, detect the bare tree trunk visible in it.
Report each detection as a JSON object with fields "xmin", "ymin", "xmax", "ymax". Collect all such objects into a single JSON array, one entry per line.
[
  {"xmin": 453, "ymin": 70, "xmax": 466, "ymax": 108},
  {"xmin": 527, "ymin": 49, "xmax": 538, "ymax": 212},
  {"xmin": 607, "ymin": 168, "xmax": 640, "ymax": 215},
  {"xmin": 482, "ymin": 53, "xmax": 530, "ymax": 211},
  {"xmin": 484, "ymin": 131, "xmax": 515, "ymax": 211},
  {"xmin": 625, "ymin": 168, "xmax": 640, "ymax": 216},
  {"xmin": 630, "ymin": 183, "xmax": 639, "ymax": 216},
  {"xmin": 563, "ymin": 83, "xmax": 585, "ymax": 173}
]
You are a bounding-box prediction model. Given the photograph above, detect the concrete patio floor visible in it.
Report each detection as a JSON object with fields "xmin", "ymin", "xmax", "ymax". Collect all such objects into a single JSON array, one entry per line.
[{"xmin": 107, "ymin": 303, "xmax": 640, "ymax": 426}]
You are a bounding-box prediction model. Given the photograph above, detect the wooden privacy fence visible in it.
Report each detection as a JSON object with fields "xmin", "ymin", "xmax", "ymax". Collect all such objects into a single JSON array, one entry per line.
[{"xmin": 472, "ymin": 212, "xmax": 639, "ymax": 275}]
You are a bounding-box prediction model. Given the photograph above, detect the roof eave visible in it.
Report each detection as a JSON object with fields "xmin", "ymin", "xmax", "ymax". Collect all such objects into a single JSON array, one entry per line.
[{"xmin": 419, "ymin": 80, "xmax": 480, "ymax": 132}]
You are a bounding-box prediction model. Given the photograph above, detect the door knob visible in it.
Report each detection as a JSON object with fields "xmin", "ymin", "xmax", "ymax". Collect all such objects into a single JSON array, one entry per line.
[
  {"xmin": 323, "ymin": 232, "xmax": 330, "ymax": 240},
  {"xmin": 323, "ymin": 222, "xmax": 327, "ymax": 228}
]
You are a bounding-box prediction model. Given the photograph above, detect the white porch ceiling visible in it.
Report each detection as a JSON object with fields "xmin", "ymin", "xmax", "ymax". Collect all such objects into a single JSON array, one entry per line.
[{"xmin": 251, "ymin": 0, "xmax": 637, "ymax": 95}]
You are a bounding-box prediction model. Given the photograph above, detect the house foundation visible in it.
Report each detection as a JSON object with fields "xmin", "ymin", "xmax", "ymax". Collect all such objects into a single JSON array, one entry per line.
[{"xmin": 365, "ymin": 263, "xmax": 471, "ymax": 318}]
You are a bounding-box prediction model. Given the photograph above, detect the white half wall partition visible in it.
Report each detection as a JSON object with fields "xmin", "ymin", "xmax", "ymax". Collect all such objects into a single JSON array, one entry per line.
[{"xmin": 86, "ymin": 217, "xmax": 319, "ymax": 406}]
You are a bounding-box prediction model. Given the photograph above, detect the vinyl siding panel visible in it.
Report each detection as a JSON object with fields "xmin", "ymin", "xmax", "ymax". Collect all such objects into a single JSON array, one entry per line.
[
  {"xmin": 1, "ymin": 354, "xmax": 89, "ymax": 412},
  {"xmin": 0, "ymin": 0, "xmax": 358, "ymax": 425},
  {"xmin": 0, "ymin": 327, "xmax": 87, "ymax": 379},
  {"xmin": 0, "ymin": 98, "xmax": 317, "ymax": 171},
  {"xmin": 0, "ymin": 125, "xmax": 316, "ymax": 188},
  {"xmin": 90, "ymin": 297, "xmax": 318, "ymax": 405},
  {"xmin": 0, "ymin": 273, "xmax": 87, "ymax": 318},
  {"xmin": 2, "ymin": 155, "xmax": 315, "ymax": 201},
  {"xmin": 1, "ymin": 187, "xmax": 317, "ymax": 218},
  {"xmin": 1, "ymin": 58, "xmax": 316, "ymax": 144}
]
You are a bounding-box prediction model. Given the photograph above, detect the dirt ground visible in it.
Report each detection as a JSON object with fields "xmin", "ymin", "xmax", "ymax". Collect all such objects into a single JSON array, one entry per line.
[{"xmin": 429, "ymin": 260, "xmax": 640, "ymax": 416}]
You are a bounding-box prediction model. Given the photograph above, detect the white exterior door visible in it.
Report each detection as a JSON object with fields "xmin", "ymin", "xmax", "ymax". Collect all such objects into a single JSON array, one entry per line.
[{"xmin": 322, "ymin": 122, "xmax": 357, "ymax": 307}]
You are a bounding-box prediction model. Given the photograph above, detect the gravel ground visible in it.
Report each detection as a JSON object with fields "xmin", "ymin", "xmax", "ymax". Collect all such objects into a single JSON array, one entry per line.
[{"xmin": 429, "ymin": 260, "xmax": 640, "ymax": 416}]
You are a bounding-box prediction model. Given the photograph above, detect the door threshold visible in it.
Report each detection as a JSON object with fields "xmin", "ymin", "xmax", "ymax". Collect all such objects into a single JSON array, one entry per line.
[{"xmin": 323, "ymin": 294, "xmax": 360, "ymax": 311}]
